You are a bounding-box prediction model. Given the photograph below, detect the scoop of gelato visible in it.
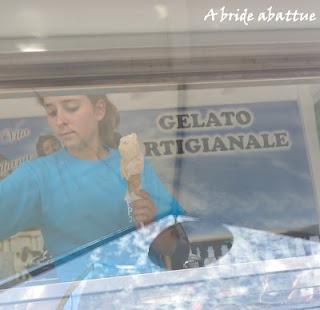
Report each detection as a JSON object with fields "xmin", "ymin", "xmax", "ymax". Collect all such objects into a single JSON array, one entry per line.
[{"xmin": 119, "ymin": 133, "xmax": 144, "ymax": 182}]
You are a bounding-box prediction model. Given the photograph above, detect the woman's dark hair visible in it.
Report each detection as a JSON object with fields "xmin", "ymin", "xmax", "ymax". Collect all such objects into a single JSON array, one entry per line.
[{"xmin": 87, "ymin": 95, "xmax": 121, "ymax": 148}]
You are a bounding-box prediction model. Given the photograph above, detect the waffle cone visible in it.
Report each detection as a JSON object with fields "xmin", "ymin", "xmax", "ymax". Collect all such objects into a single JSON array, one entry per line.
[{"xmin": 128, "ymin": 174, "xmax": 141, "ymax": 194}]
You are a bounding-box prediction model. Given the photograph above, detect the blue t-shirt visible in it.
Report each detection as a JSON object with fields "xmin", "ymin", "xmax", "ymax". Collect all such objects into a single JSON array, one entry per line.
[{"xmin": 0, "ymin": 148, "xmax": 184, "ymax": 269}]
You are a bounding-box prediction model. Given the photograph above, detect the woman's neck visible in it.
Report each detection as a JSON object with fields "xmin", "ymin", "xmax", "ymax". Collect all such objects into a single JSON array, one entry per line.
[{"xmin": 67, "ymin": 143, "xmax": 108, "ymax": 160}]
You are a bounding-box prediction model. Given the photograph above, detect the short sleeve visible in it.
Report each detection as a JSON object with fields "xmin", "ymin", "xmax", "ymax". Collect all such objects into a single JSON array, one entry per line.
[
  {"xmin": 0, "ymin": 162, "xmax": 41, "ymax": 240},
  {"xmin": 141, "ymin": 160, "xmax": 186, "ymax": 219}
]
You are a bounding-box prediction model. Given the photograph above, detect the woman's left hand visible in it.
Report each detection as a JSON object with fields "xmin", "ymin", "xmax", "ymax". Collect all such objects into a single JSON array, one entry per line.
[{"xmin": 131, "ymin": 190, "xmax": 156, "ymax": 227}]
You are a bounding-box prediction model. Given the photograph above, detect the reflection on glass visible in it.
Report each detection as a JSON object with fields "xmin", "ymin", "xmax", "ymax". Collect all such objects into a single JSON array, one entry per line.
[{"xmin": 0, "ymin": 84, "xmax": 319, "ymax": 309}]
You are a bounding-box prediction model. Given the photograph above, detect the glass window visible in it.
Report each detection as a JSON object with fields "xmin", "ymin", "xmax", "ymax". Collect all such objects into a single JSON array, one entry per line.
[{"xmin": 0, "ymin": 81, "xmax": 320, "ymax": 308}]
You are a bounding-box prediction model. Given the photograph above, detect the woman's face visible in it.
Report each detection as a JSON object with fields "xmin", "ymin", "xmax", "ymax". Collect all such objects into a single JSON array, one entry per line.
[{"xmin": 43, "ymin": 95, "xmax": 105, "ymax": 151}]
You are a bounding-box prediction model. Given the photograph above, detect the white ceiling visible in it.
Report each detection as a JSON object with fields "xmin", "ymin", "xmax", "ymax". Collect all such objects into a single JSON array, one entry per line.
[{"xmin": 1, "ymin": 0, "xmax": 320, "ymax": 38}]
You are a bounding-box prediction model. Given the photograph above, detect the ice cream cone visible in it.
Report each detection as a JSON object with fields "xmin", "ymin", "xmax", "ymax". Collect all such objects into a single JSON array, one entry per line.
[
  {"xmin": 119, "ymin": 133, "xmax": 144, "ymax": 202},
  {"xmin": 128, "ymin": 174, "xmax": 141, "ymax": 194}
]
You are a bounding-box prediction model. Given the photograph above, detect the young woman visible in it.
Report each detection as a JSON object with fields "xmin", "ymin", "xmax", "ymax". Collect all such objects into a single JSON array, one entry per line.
[{"xmin": 0, "ymin": 94, "xmax": 184, "ymax": 281}]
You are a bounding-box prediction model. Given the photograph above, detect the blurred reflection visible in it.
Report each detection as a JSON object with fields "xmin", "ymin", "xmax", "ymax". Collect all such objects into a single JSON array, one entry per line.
[
  {"xmin": 149, "ymin": 223, "xmax": 190, "ymax": 270},
  {"xmin": 149, "ymin": 219, "xmax": 233, "ymax": 271},
  {"xmin": 1, "ymin": 217, "xmax": 320, "ymax": 308},
  {"xmin": 36, "ymin": 134, "xmax": 61, "ymax": 157}
]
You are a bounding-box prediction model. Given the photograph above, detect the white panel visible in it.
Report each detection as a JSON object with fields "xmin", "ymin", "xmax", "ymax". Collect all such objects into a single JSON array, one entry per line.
[{"xmin": 0, "ymin": 0, "xmax": 320, "ymax": 38}]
